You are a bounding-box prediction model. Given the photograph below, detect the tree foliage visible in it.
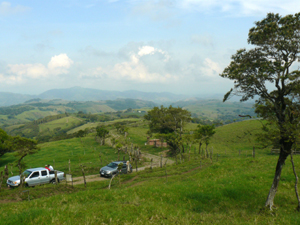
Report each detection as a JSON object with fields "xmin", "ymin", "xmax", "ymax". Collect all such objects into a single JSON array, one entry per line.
[
  {"xmin": 144, "ymin": 106, "xmax": 191, "ymax": 135},
  {"xmin": 145, "ymin": 106, "xmax": 191, "ymax": 155},
  {"xmin": 96, "ymin": 126, "xmax": 109, "ymax": 145},
  {"xmin": 194, "ymin": 125, "xmax": 216, "ymax": 156},
  {"xmin": 220, "ymin": 12, "xmax": 300, "ymax": 209},
  {"xmin": 11, "ymin": 136, "xmax": 40, "ymax": 177}
]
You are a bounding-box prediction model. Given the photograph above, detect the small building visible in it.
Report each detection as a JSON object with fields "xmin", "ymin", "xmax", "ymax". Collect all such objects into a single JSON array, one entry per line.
[{"xmin": 147, "ymin": 137, "xmax": 167, "ymax": 147}]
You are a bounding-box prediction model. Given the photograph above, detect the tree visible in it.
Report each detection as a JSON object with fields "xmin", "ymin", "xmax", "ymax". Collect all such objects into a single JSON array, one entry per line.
[
  {"xmin": 220, "ymin": 13, "xmax": 300, "ymax": 209},
  {"xmin": 145, "ymin": 106, "xmax": 191, "ymax": 155},
  {"xmin": 194, "ymin": 125, "xmax": 215, "ymax": 157},
  {"xmin": 144, "ymin": 105, "xmax": 191, "ymax": 135},
  {"xmin": 76, "ymin": 130, "xmax": 86, "ymax": 138},
  {"xmin": 183, "ymin": 132, "xmax": 195, "ymax": 156},
  {"xmin": 163, "ymin": 133, "xmax": 183, "ymax": 156},
  {"xmin": 96, "ymin": 126, "xmax": 109, "ymax": 145},
  {"xmin": 193, "ymin": 127, "xmax": 203, "ymax": 154},
  {"xmin": 11, "ymin": 136, "xmax": 40, "ymax": 185}
]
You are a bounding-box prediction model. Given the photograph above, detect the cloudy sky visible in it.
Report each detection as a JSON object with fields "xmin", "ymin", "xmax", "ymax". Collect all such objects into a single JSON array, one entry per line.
[{"xmin": 1, "ymin": 0, "xmax": 300, "ymax": 96}]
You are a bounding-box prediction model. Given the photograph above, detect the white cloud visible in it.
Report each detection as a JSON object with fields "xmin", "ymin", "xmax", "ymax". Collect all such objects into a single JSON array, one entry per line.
[
  {"xmin": 138, "ymin": 46, "xmax": 155, "ymax": 56},
  {"xmin": 179, "ymin": 0, "xmax": 300, "ymax": 16},
  {"xmin": 84, "ymin": 45, "xmax": 175, "ymax": 83},
  {"xmin": 201, "ymin": 58, "xmax": 222, "ymax": 77},
  {"xmin": 7, "ymin": 54, "xmax": 73, "ymax": 82},
  {"xmin": 0, "ymin": 2, "xmax": 30, "ymax": 16},
  {"xmin": 0, "ymin": 73, "xmax": 22, "ymax": 84},
  {"xmin": 48, "ymin": 53, "xmax": 74, "ymax": 75},
  {"xmin": 8, "ymin": 63, "xmax": 48, "ymax": 78},
  {"xmin": 185, "ymin": 56, "xmax": 223, "ymax": 81},
  {"xmin": 130, "ymin": 0, "xmax": 300, "ymax": 17}
]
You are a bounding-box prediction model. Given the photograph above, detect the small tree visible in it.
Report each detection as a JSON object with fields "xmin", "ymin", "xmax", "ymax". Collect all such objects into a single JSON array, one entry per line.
[
  {"xmin": 164, "ymin": 133, "xmax": 183, "ymax": 156},
  {"xmin": 12, "ymin": 136, "xmax": 40, "ymax": 185},
  {"xmin": 96, "ymin": 126, "xmax": 109, "ymax": 145},
  {"xmin": 194, "ymin": 125, "xmax": 216, "ymax": 157},
  {"xmin": 145, "ymin": 106, "xmax": 191, "ymax": 156}
]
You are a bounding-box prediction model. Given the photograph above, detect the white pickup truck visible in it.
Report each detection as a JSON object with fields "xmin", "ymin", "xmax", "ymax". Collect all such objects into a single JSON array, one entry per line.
[{"xmin": 7, "ymin": 167, "xmax": 65, "ymax": 188}]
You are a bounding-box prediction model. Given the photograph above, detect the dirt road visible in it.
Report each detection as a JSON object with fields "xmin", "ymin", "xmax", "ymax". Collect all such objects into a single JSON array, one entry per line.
[{"xmin": 71, "ymin": 152, "xmax": 174, "ymax": 185}]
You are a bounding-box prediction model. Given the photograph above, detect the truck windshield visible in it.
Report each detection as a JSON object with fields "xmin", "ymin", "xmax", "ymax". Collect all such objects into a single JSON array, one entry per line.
[
  {"xmin": 107, "ymin": 163, "xmax": 118, "ymax": 168},
  {"xmin": 22, "ymin": 170, "xmax": 32, "ymax": 178}
]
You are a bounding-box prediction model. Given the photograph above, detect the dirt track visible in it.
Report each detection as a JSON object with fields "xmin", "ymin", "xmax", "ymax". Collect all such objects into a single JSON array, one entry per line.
[{"xmin": 71, "ymin": 152, "xmax": 174, "ymax": 185}]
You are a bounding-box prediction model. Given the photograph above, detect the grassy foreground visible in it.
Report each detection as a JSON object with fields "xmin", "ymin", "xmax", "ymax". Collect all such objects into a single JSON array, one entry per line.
[
  {"xmin": 1, "ymin": 120, "xmax": 300, "ymax": 224},
  {"xmin": 1, "ymin": 153, "xmax": 300, "ymax": 224}
]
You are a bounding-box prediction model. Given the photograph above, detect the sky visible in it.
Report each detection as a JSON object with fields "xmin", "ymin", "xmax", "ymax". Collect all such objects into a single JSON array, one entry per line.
[{"xmin": 1, "ymin": 0, "xmax": 300, "ymax": 96}]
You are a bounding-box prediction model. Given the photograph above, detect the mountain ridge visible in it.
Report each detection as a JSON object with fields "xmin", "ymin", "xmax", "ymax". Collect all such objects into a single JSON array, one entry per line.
[{"xmin": 0, "ymin": 87, "xmax": 188, "ymax": 107}]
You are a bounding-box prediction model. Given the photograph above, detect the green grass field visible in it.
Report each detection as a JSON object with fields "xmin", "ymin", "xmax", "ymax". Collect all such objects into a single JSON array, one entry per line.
[
  {"xmin": 1, "ymin": 119, "xmax": 300, "ymax": 224},
  {"xmin": 39, "ymin": 116, "xmax": 83, "ymax": 132}
]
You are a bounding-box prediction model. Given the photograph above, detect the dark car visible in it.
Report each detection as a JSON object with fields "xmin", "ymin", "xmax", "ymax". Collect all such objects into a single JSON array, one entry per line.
[{"xmin": 100, "ymin": 161, "xmax": 132, "ymax": 178}]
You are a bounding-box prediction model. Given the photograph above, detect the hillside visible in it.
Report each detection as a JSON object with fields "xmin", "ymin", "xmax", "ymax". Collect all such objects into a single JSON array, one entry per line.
[
  {"xmin": 1, "ymin": 120, "xmax": 300, "ymax": 224},
  {"xmin": 0, "ymin": 98, "xmax": 155, "ymax": 127},
  {"xmin": 172, "ymin": 99, "xmax": 256, "ymax": 122}
]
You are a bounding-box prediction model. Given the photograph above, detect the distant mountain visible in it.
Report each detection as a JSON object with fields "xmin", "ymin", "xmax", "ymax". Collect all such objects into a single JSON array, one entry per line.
[
  {"xmin": 0, "ymin": 87, "xmax": 193, "ymax": 107},
  {"xmin": 0, "ymin": 92, "xmax": 35, "ymax": 106},
  {"xmin": 38, "ymin": 87, "xmax": 187, "ymax": 104}
]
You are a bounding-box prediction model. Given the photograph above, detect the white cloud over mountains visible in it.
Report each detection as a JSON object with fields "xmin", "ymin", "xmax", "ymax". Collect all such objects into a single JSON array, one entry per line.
[
  {"xmin": 80, "ymin": 44, "xmax": 222, "ymax": 84},
  {"xmin": 6, "ymin": 54, "xmax": 73, "ymax": 82},
  {"xmin": 82, "ymin": 45, "xmax": 174, "ymax": 83}
]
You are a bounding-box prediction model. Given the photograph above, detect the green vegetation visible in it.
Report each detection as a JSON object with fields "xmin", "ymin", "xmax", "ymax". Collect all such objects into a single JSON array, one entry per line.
[{"xmin": 1, "ymin": 119, "xmax": 300, "ymax": 224}]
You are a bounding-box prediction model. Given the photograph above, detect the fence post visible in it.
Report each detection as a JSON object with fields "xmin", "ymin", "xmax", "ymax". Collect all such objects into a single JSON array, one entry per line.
[
  {"xmin": 135, "ymin": 157, "xmax": 138, "ymax": 172},
  {"xmin": 81, "ymin": 166, "xmax": 86, "ymax": 188},
  {"xmin": 160, "ymin": 155, "xmax": 163, "ymax": 168},
  {"xmin": 150, "ymin": 158, "xmax": 153, "ymax": 170},
  {"xmin": 253, "ymin": 146, "xmax": 255, "ymax": 158},
  {"xmin": 69, "ymin": 159, "xmax": 71, "ymax": 173}
]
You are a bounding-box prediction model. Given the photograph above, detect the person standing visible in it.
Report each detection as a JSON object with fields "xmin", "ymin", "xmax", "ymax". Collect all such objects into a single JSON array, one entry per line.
[{"xmin": 48, "ymin": 164, "xmax": 54, "ymax": 171}]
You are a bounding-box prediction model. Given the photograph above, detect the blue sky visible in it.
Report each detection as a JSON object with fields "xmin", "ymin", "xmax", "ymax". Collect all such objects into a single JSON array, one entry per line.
[{"xmin": 1, "ymin": 0, "xmax": 300, "ymax": 96}]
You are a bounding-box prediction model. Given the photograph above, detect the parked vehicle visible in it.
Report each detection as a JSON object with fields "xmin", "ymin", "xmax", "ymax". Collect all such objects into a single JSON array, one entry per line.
[
  {"xmin": 100, "ymin": 161, "xmax": 132, "ymax": 178},
  {"xmin": 7, "ymin": 167, "xmax": 65, "ymax": 188}
]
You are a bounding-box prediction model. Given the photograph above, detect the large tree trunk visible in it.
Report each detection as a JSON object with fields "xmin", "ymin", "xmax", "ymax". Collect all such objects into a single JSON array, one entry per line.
[{"xmin": 265, "ymin": 141, "xmax": 292, "ymax": 209}]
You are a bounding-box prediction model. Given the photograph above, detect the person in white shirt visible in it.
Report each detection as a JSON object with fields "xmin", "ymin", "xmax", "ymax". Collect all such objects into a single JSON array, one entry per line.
[{"xmin": 48, "ymin": 164, "xmax": 54, "ymax": 171}]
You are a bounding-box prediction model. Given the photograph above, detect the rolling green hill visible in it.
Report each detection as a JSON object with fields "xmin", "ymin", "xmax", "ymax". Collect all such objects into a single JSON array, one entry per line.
[
  {"xmin": 0, "ymin": 98, "xmax": 156, "ymax": 127},
  {"xmin": 1, "ymin": 119, "xmax": 300, "ymax": 224},
  {"xmin": 173, "ymin": 99, "xmax": 256, "ymax": 123}
]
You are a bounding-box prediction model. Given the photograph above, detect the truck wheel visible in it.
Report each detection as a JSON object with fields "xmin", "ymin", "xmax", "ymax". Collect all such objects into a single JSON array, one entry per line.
[{"xmin": 50, "ymin": 179, "xmax": 56, "ymax": 184}]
